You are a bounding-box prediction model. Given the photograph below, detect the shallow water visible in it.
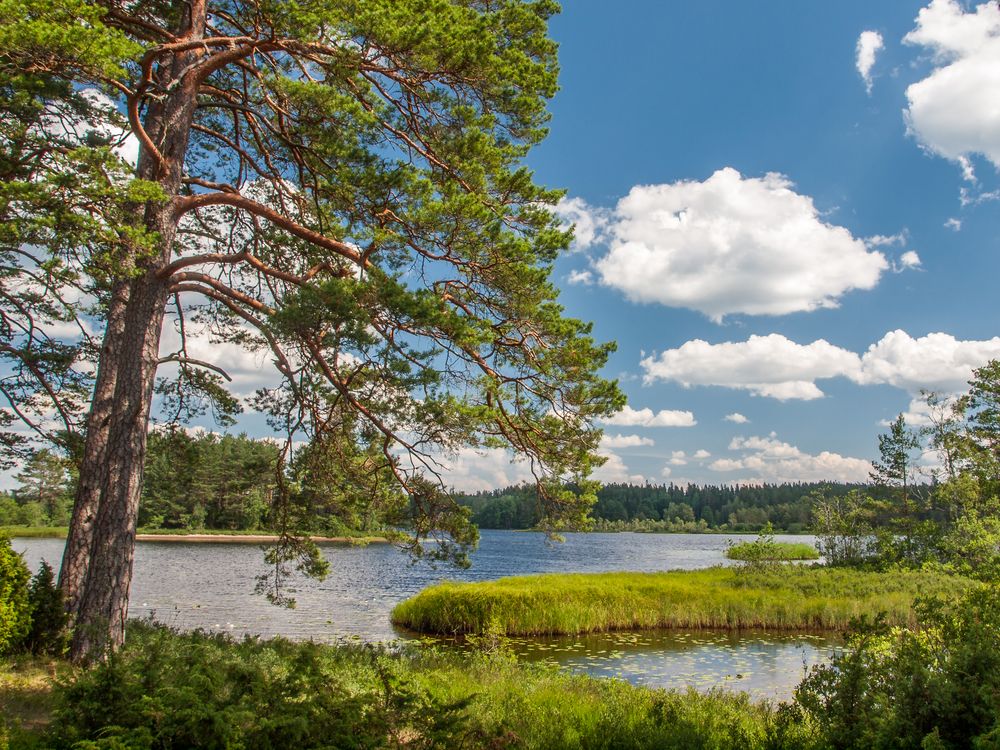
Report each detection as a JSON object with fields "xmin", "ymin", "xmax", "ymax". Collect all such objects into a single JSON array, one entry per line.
[{"xmin": 14, "ymin": 530, "xmax": 838, "ymax": 699}]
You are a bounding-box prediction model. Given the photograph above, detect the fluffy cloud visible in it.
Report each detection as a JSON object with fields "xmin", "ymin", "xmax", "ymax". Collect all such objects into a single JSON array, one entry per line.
[
  {"xmin": 725, "ymin": 413, "xmax": 749, "ymax": 424},
  {"xmin": 856, "ymin": 330, "xmax": 1000, "ymax": 392},
  {"xmin": 593, "ymin": 168, "xmax": 889, "ymax": 321},
  {"xmin": 554, "ymin": 196, "xmax": 608, "ymax": 251},
  {"xmin": 903, "ymin": 0, "xmax": 1000, "ymax": 174},
  {"xmin": 44, "ymin": 88, "xmax": 139, "ymax": 167},
  {"xmin": 158, "ymin": 324, "xmax": 284, "ymax": 398},
  {"xmin": 601, "ymin": 433, "xmax": 655, "ymax": 449},
  {"xmin": 592, "ymin": 449, "xmax": 646, "ymax": 484},
  {"xmin": 857, "ymin": 30, "xmax": 885, "ymax": 94},
  {"xmin": 710, "ymin": 433, "xmax": 872, "ymax": 483},
  {"xmin": 668, "ymin": 449, "xmax": 711, "ymax": 466},
  {"xmin": 601, "ymin": 404, "xmax": 696, "ymax": 427},
  {"xmin": 439, "ymin": 447, "xmax": 537, "ymax": 493},
  {"xmin": 642, "ymin": 330, "xmax": 1000, "ymax": 400},
  {"xmin": 642, "ymin": 334, "xmax": 862, "ymax": 400}
]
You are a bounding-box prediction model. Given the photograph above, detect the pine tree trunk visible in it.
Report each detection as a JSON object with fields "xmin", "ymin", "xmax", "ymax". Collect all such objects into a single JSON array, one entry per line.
[
  {"xmin": 67, "ymin": 2, "xmax": 206, "ymax": 662},
  {"xmin": 70, "ymin": 270, "xmax": 171, "ymax": 658},
  {"xmin": 59, "ymin": 280, "xmax": 129, "ymax": 616}
]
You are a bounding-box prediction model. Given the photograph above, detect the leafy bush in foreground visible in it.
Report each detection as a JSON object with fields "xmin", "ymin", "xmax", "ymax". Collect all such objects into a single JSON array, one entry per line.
[
  {"xmin": 47, "ymin": 622, "xmax": 816, "ymax": 749},
  {"xmin": 0, "ymin": 535, "xmax": 30, "ymax": 655},
  {"xmin": 797, "ymin": 585, "xmax": 1000, "ymax": 749},
  {"xmin": 24, "ymin": 562, "xmax": 68, "ymax": 656}
]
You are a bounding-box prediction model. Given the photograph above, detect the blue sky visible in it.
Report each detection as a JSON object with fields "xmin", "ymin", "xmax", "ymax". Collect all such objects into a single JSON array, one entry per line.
[
  {"xmin": 5, "ymin": 0, "xmax": 999, "ymax": 493},
  {"xmin": 518, "ymin": 0, "xmax": 1000, "ymax": 487}
]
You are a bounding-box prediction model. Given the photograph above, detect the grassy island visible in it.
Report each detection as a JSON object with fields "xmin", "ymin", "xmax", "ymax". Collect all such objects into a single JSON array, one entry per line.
[
  {"xmin": 392, "ymin": 567, "xmax": 971, "ymax": 636},
  {"xmin": 725, "ymin": 541, "xmax": 820, "ymax": 562}
]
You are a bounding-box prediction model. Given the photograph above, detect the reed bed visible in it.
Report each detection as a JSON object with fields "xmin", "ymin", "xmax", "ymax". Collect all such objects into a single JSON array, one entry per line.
[
  {"xmin": 0, "ymin": 526, "xmax": 67, "ymax": 538},
  {"xmin": 725, "ymin": 541, "xmax": 820, "ymax": 561},
  {"xmin": 391, "ymin": 566, "xmax": 971, "ymax": 636}
]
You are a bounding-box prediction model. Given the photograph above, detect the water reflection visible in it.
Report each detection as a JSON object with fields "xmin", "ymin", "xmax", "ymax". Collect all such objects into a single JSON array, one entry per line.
[{"xmin": 13, "ymin": 530, "xmax": 834, "ymax": 699}]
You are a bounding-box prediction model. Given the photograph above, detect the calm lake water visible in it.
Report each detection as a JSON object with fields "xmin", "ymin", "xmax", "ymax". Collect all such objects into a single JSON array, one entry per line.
[{"xmin": 14, "ymin": 530, "xmax": 838, "ymax": 700}]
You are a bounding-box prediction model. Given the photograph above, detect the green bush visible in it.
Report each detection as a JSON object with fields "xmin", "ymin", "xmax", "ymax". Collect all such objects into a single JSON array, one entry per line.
[
  {"xmin": 46, "ymin": 622, "xmax": 820, "ymax": 750},
  {"xmin": 25, "ymin": 561, "xmax": 68, "ymax": 656},
  {"xmin": 51, "ymin": 623, "xmax": 471, "ymax": 749},
  {"xmin": 0, "ymin": 535, "xmax": 30, "ymax": 655},
  {"xmin": 797, "ymin": 585, "xmax": 1000, "ymax": 749}
]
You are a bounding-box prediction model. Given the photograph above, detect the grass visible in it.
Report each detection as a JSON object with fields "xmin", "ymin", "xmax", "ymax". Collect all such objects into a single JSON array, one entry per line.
[
  {"xmin": 725, "ymin": 541, "xmax": 820, "ymax": 561},
  {"xmin": 0, "ymin": 527, "xmax": 67, "ymax": 539},
  {"xmin": 391, "ymin": 566, "xmax": 973, "ymax": 636},
  {"xmin": 0, "ymin": 655, "xmax": 67, "ymax": 745},
  {"xmin": 10, "ymin": 622, "xmax": 817, "ymax": 750}
]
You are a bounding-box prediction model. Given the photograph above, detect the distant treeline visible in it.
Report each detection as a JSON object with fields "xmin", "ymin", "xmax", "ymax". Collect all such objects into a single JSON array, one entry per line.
[
  {"xmin": 5, "ymin": 431, "xmax": 877, "ymax": 535},
  {"xmin": 456, "ymin": 482, "xmax": 881, "ymax": 533}
]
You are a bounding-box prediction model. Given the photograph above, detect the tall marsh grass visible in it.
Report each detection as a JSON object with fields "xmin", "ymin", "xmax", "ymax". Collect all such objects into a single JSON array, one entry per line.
[
  {"xmin": 391, "ymin": 567, "xmax": 971, "ymax": 636},
  {"xmin": 725, "ymin": 541, "xmax": 820, "ymax": 561}
]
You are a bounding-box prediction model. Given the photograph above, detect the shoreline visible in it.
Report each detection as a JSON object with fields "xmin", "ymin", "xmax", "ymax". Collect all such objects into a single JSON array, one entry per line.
[
  {"xmin": 4, "ymin": 527, "xmax": 389, "ymax": 544},
  {"xmin": 135, "ymin": 533, "xmax": 390, "ymax": 544}
]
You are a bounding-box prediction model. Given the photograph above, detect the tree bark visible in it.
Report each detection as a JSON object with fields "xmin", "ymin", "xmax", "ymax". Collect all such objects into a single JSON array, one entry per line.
[
  {"xmin": 68, "ymin": 1, "xmax": 206, "ymax": 662},
  {"xmin": 70, "ymin": 270, "xmax": 171, "ymax": 658},
  {"xmin": 59, "ymin": 280, "xmax": 129, "ymax": 616}
]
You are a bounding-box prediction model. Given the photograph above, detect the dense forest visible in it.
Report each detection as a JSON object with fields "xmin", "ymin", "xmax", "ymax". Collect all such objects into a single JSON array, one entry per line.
[
  {"xmin": 0, "ymin": 431, "xmax": 878, "ymax": 534},
  {"xmin": 456, "ymin": 481, "xmax": 875, "ymax": 533}
]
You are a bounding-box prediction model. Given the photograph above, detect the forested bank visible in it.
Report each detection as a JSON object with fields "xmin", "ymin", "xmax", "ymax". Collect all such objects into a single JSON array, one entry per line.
[
  {"xmin": 2, "ymin": 436, "xmax": 878, "ymax": 535},
  {"xmin": 457, "ymin": 481, "xmax": 877, "ymax": 533}
]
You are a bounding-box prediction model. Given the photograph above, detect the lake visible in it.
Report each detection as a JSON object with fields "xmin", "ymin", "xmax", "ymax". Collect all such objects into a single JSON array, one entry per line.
[{"xmin": 13, "ymin": 530, "xmax": 839, "ymax": 700}]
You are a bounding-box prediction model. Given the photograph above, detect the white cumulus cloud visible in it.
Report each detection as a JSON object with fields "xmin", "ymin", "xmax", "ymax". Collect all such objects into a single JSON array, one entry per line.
[
  {"xmin": 601, "ymin": 404, "xmax": 697, "ymax": 427},
  {"xmin": 903, "ymin": 0, "xmax": 1000, "ymax": 174},
  {"xmin": 593, "ymin": 168, "xmax": 889, "ymax": 322},
  {"xmin": 592, "ymin": 449, "xmax": 646, "ymax": 484},
  {"xmin": 600, "ymin": 433, "xmax": 655, "ymax": 449},
  {"xmin": 554, "ymin": 196, "xmax": 608, "ymax": 251},
  {"xmin": 641, "ymin": 330, "xmax": 1000, "ymax": 401},
  {"xmin": 725, "ymin": 413, "xmax": 749, "ymax": 424},
  {"xmin": 856, "ymin": 330, "xmax": 1000, "ymax": 393},
  {"xmin": 641, "ymin": 334, "xmax": 862, "ymax": 400},
  {"xmin": 710, "ymin": 433, "xmax": 872, "ymax": 483},
  {"xmin": 857, "ymin": 30, "xmax": 885, "ymax": 94}
]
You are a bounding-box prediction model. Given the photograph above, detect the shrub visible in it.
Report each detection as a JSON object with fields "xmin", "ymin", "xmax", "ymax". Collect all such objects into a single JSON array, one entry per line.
[
  {"xmin": 46, "ymin": 622, "xmax": 819, "ymax": 750},
  {"xmin": 0, "ymin": 535, "xmax": 30, "ymax": 655},
  {"xmin": 796, "ymin": 585, "xmax": 1000, "ymax": 749},
  {"xmin": 25, "ymin": 561, "xmax": 68, "ymax": 656},
  {"xmin": 50, "ymin": 622, "xmax": 471, "ymax": 749}
]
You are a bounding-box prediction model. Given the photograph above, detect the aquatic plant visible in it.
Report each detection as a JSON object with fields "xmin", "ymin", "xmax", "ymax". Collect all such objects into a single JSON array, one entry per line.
[
  {"xmin": 392, "ymin": 567, "xmax": 971, "ymax": 636},
  {"xmin": 725, "ymin": 541, "xmax": 820, "ymax": 562}
]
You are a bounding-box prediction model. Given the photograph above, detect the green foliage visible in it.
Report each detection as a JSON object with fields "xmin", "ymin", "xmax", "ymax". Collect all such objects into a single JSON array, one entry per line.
[
  {"xmin": 24, "ymin": 562, "xmax": 68, "ymax": 656},
  {"xmin": 392, "ymin": 566, "xmax": 970, "ymax": 637},
  {"xmin": 139, "ymin": 430, "xmax": 280, "ymax": 531},
  {"xmin": 50, "ymin": 622, "xmax": 469, "ymax": 749},
  {"xmin": 815, "ymin": 364, "xmax": 1000, "ymax": 578},
  {"xmin": 725, "ymin": 535, "xmax": 819, "ymax": 565},
  {"xmin": 44, "ymin": 622, "xmax": 817, "ymax": 750},
  {"xmin": 812, "ymin": 488, "xmax": 877, "ymax": 566},
  {"xmin": 458, "ymin": 480, "xmax": 869, "ymax": 532},
  {"xmin": 797, "ymin": 585, "xmax": 1000, "ymax": 749},
  {"xmin": 0, "ymin": 535, "xmax": 30, "ymax": 655},
  {"xmin": 13, "ymin": 450, "xmax": 71, "ymax": 526}
]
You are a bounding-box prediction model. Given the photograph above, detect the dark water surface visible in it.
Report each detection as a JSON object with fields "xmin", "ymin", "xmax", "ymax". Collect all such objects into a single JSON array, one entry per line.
[{"xmin": 14, "ymin": 530, "xmax": 838, "ymax": 699}]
